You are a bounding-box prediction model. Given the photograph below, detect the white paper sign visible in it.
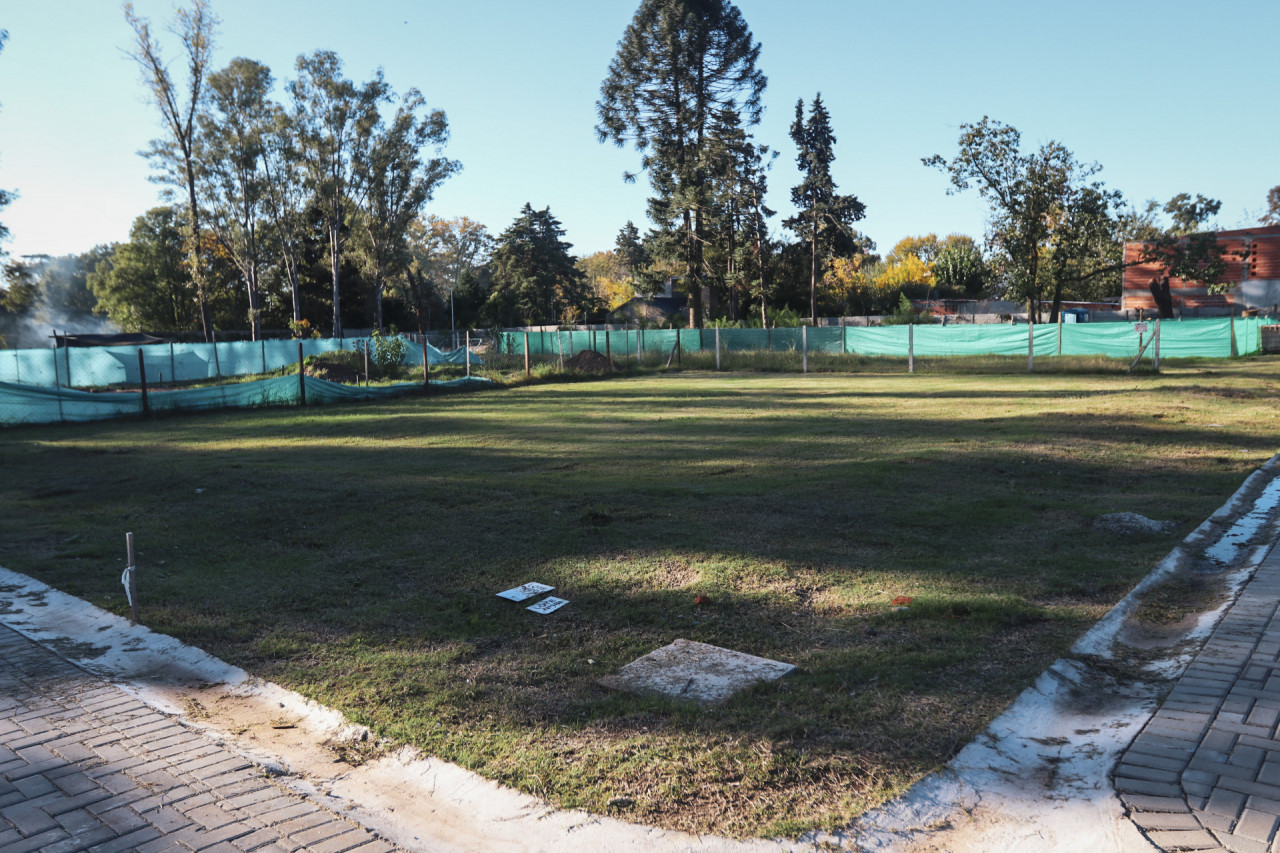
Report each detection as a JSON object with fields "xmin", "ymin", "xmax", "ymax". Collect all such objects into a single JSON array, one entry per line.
[
  {"xmin": 527, "ymin": 597, "xmax": 569, "ymax": 615},
  {"xmin": 496, "ymin": 582, "xmax": 554, "ymax": 602}
]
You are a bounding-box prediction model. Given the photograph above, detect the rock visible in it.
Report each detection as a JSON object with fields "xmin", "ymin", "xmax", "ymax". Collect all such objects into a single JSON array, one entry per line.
[{"xmin": 1094, "ymin": 512, "xmax": 1177, "ymax": 535}]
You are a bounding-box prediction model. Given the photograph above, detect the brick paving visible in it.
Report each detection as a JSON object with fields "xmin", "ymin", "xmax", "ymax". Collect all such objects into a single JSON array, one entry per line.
[
  {"xmin": 1118, "ymin": 542, "xmax": 1280, "ymax": 853},
  {"xmin": 0, "ymin": 624, "xmax": 399, "ymax": 853}
]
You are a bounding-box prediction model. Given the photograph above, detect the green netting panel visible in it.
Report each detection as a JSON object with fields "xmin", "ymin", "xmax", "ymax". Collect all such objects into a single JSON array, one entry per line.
[{"xmin": 0, "ymin": 374, "xmax": 497, "ymax": 426}]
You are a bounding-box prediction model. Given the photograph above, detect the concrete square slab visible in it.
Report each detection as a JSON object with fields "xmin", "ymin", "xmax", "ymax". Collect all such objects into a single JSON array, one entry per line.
[{"xmin": 597, "ymin": 639, "xmax": 795, "ymax": 704}]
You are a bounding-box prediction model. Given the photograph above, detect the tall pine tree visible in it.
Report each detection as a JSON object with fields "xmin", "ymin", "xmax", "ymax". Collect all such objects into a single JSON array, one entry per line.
[
  {"xmin": 596, "ymin": 0, "xmax": 766, "ymax": 328},
  {"xmin": 785, "ymin": 94, "xmax": 865, "ymax": 322}
]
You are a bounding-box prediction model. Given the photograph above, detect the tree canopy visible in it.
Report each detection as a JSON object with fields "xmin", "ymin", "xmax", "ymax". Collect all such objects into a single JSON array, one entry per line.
[{"xmin": 597, "ymin": 0, "xmax": 766, "ymax": 328}]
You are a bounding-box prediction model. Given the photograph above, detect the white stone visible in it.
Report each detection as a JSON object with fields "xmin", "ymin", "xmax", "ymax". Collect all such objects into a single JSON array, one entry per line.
[{"xmin": 597, "ymin": 638, "xmax": 795, "ymax": 704}]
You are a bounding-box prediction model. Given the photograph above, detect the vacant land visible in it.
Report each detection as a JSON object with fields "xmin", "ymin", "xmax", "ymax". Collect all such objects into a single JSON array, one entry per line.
[{"xmin": 1, "ymin": 360, "xmax": 1277, "ymax": 837}]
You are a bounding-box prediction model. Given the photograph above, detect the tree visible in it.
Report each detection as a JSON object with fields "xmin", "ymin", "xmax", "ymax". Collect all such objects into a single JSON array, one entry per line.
[
  {"xmin": 1262, "ymin": 187, "xmax": 1280, "ymax": 226},
  {"xmin": 925, "ymin": 117, "xmax": 1105, "ymax": 321},
  {"xmin": 406, "ymin": 215, "xmax": 492, "ymax": 335},
  {"xmin": 485, "ymin": 204, "xmax": 586, "ymax": 326},
  {"xmin": 785, "ymin": 94, "xmax": 865, "ymax": 322},
  {"xmin": 0, "ymin": 30, "xmax": 14, "ymax": 257},
  {"xmin": 124, "ymin": 1, "xmax": 219, "ymax": 341},
  {"xmin": 355, "ymin": 90, "xmax": 458, "ymax": 329},
  {"xmin": 89, "ymin": 208, "xmax": 193, "ymax": 332},
  {"xmin": 614, "ymin": 221, "xmax": 650, "ymax": 286},
  {"xmin": 578, "ymin": 250, "xmax": 633, "ymax": 313},
  {"xmin": 597, "ymin": 0, "xmax": 767, "ymax": 328},
  {"xmin": 932, "ymin": 237, "xmax": 987, "ymax": 297},
  {"xmin": 288, "ymin": 50, "xmax": 388, "ymax": 337},
  {"xmin": 199, "ymin": 57, "xmax": 274, "ymax": 340}
]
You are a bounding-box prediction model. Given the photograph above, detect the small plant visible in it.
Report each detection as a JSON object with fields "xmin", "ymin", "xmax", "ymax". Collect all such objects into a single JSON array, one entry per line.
[
  {"xmin": 369, "ymin": 326, "xmax": 409, "ymax": 370},
  {"xmin": 289, "ymin": 318, "xmax": 322, "ymax": 339},
  {"xmin": 882, "ymin": 293, "xmax": 935, "ymax": 325}
]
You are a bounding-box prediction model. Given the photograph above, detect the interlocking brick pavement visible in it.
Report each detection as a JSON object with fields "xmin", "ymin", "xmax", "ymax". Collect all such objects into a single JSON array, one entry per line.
[
  {"xmin": 0, "ymin": 624, "xmax": 399, "ymax": 853},
  {"xmin": 1118, "ymin": 542, "xmax": 1280, "ymax": 852}
]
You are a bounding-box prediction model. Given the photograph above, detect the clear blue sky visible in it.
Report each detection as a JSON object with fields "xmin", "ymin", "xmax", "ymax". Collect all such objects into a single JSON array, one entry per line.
[{"xmin": 0, "ymin": 0, "xmax": 1275, "ymax": 264}]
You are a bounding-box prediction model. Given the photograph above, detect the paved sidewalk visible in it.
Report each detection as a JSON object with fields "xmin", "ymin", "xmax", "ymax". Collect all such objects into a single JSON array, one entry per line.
[
  {"xmin": 0, "ymin": 624, "xmax": 400, "ymax": 853},
  {"xmin": 1118, "ymin": 541, "xmax": 1280, "ymax": 853}
]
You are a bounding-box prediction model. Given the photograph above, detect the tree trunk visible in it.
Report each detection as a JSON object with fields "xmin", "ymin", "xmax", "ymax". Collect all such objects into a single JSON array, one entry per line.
[
  {"xmin": 810, "ymin": 229, "xmax": 818, "ymax": 323},
  {"xmin": 329, "ymin": 221, "xmax": 342, "ymax": 338},
  {"xmin": 184, "ymin": 166, "xmax": 213, "ymax": 342}
]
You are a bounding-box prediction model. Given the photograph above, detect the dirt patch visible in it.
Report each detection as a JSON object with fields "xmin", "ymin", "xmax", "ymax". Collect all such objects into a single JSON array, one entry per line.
[
  {"xmin": 565, "ymin": 350, "xmax": 618, "ymax": 373},
  {"xmin": 305, "ymin": 361, "xmax": 361, "ymax": 384}
]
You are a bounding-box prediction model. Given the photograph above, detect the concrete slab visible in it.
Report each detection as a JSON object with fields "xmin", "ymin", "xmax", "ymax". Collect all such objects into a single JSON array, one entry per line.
[{"xmin": 597, "ymin": 639, "xmax": 795, "ymax": 704}]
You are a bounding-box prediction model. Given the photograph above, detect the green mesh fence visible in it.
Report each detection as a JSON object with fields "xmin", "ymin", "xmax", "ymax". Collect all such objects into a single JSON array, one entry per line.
[
  {"xmin": 0, "ymin": 374, "xmax": 495, "ymax": 426},
  {"xmin": 498, "ymin": 317, "xmax": 1266, "ymax": 361},
  {"xmin": 0, "ymin": 336, "xmax": 479, "ymax": 388}
]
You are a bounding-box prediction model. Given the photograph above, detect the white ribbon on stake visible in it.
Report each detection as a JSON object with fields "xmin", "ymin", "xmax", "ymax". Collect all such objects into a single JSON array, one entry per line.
[{"xmin": 122, "ymin": 532, "xmax": 138, "ymax": 622}]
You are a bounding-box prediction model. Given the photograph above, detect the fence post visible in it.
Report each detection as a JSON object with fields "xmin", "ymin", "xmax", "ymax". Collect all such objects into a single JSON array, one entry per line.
[
  {"xmin": 524, "ymin": 332, "xmax": 531, "ymax": 376},
  {"xmin": 1154, "ymin": 318, "xmax": 1161, "ymax": 372},
  {"xmin": 125, "ymin": 532, "xmax": 139, "ymax": 624},
  {"xmin": 715, "ymin": 327, "xmax": 721, "ymax": 370},
  {"xmin": 1230, "ymin": 312, "xmax": 1238, "ymax": 357},
  {"xmin": 677, "ymin": 331, "xmax": 682, "ymax": 366},
  {"xmin": 802, "ymin": 325, "xmax": 808, "ymax": 374},
  {"xmin": 363, "ymin": 340, "xmax": 370, "ymax": 386},
  {"xmin": 908, "ymin": 321, "xmax": 914, "ymax": 374},
  {"xmin": 466, "ymin": 330, "xmax": 471, "ymax": 378},
  {"xmin": 65, "ymin": 340, "xmax": 73, "ymax": 388},
  {"xmin": 422, "ymin": 337, "xmax": 431, "ymax": 387},
  {"xmin": 297, "ymin": 342, "xmax": 306, "ymax": 406},
  {"xmin": 1027, "ymin": 319, "xmax": 1035, "ymax": 373},
  {"xmin": 169, "ymin": 343, "xmax": 176, "ymax": 387},
  {"xmin": 1057, "ymin": 311, "xmax": 1063, "ymax": 357},
  {"xmin": 51, "ymin": 340, "xmax": 65, "ymax": 423},
  {"xmin": 138, "ymin": 349, "xmax": 149, "ymax": 416},
  {"xmin": 212, "ymin": 333, "xmax": 222, "ymax": 381},
  {"xmin": 605, "ymin": 330, "xmax": 611, "ymax": 364},
  {"xmin": 261, "ymin": 339, "xmax": 267, "ymax": 374}
]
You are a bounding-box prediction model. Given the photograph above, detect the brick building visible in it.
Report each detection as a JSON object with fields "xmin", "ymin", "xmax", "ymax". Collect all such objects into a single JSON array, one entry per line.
[{"xmin": 1122, "ymin": 225, "xmax": 1280, "ymax": 315}]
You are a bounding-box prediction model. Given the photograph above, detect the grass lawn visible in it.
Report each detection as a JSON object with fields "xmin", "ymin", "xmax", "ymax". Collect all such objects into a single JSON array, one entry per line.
[{"xmin": 1, "ymin": 358, "xmax": 1277, "ymax": 837}]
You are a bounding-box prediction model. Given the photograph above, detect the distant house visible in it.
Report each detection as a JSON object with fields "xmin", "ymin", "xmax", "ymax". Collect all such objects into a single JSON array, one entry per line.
[
  {"xmin": 610, "ymin": 278, "xmax": 688, "ymax": 326},
  {"xmin": 1122, "ymin": 225, "xmax": 1280, "ymax": 315}
]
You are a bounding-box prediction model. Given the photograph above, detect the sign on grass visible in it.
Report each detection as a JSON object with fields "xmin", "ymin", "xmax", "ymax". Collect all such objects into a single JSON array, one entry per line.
[
  {"xmin": 527, "ymin": 597, "xmax": 569, "ymax": 615},
  {"xmin": 496, "ymin": 582, "xmax": 554, "ymax": 602}
]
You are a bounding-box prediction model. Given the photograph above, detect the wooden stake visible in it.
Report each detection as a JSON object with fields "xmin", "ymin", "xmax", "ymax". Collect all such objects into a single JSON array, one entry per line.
[
  {"xmin": 138, "ymin": 349, "xmax": 149, "ymax": 416},
  {"xmin": 524, "ymin": 332, "xmax": 530, "ymax": 377},
  {"xmin": 125, "ymin": 532, "xmax": 139, "ymax": 623}
]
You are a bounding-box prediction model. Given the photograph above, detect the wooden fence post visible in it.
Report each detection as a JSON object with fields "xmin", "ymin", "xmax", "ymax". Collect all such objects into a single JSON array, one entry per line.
[
  {"xmin": 297, "ymin": 342, "xmax": 306, "ymax": 405},
  {"xmin": 138, "ymin": 349, "xmax": 149, "ymax": 416},
  {"xmin": 524, "ymin": 332, "xmax": 531, "ymax": 376}
]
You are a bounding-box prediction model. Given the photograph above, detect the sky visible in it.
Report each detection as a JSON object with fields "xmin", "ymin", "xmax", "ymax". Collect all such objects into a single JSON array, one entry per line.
[{"xmin": 0, "ymin": 0, "xmax": 1276, "ymax": 264}]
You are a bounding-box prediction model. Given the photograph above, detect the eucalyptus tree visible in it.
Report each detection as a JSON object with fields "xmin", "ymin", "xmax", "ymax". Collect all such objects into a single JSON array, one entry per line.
[
  {"xmin": 355, "ymin": 90, "xmax": 459, "ymax": 329},
  {"xmin": 288, "ymin": 50, "xmax": 388, "ymax": 336},
  {"xmin": 406, "ymin": 215, "xmax": 492, "ymax": 337},
  {"xmin": 123, "ymin": 0, "xmax": 219, "ymax": 340},
  {"xmin": 258, "ymin": 103, "xmax": 310, "ymax": 326},
  {"xmin": 597, "ymin": 0, "xmax": 766, "ymax": 328},
  {"xmin": 785, "ymin": 93, "xmax": 865, "ymax": 322},
  {"xmin": 198, "ymin": 57, "xmax": 274, "ymax": 339}
]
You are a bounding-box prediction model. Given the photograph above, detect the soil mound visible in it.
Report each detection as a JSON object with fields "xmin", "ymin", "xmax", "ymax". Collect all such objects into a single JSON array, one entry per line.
[
  {"xmin": 306, "ymin": 361, "xmax": 361, "ymax": 384},
  {"xmin": 565, "ymin": 350, "xmax": 618, "ymax": 373}
]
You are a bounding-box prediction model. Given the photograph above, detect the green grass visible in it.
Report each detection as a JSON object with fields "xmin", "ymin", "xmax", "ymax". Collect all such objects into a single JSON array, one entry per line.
[{"xmin": 2, "ymin": 359, "xmax": 1278, "ymax": 836}]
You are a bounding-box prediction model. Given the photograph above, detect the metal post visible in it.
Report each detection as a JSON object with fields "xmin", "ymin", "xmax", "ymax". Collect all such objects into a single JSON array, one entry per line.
[
  {"xmin": 51, "ymin": 337, "xmax": 65, "ymax": 423},
  {"xmin": 908, "ymin": 322, "xmax": 914, "ymax": 374},
  {"xmin": 802, "ymin": 325, "xmax": 808, "ymax": 374},
  {"xmin": 261, "ymin": 339, "xmax": 267, "ymax": 374},
  {"xmin": 715, "ymin": 327, "xmax": 721, "ymax": 371},
  {"xmin": 465, "ymin": 330, "xmax": 471, "ymax": 378},
  {"xmin": 298, "ymin": 342, "xmax": 306, "ymax": 406},
  {"xmin": 524, "ymin": 332, "xmax": 530, "ymax": 377},
  {"xmin": 605, "ymin": 331, "xmax": 611, "ymax": 364},
  {"xmin": 1154, "ymin": 318, "xmax": 1161, "ymax": 372},
  {"xmin": 1027, "ymin": 319, "xmax": 1034, "ymax": 373},
  {"xmin": 1057, "ymin": 310, "xmax": 1063, "ymax": 357},
  {"xmin": 124, "ymin": 532, "xmax": 139, "ymax": 623}
]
